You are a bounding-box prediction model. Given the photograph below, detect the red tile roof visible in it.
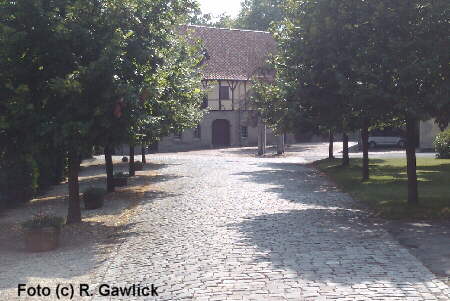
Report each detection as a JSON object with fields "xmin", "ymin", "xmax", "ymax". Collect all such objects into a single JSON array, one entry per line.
[{"xmin": 181, "ymin": 25, "xmax": 276, "ymax": 81}]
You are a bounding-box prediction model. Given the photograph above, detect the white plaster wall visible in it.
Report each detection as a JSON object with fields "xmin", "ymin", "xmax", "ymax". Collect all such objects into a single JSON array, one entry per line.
[
  {"xmin": 158, "ymin": 80, "xmax": 295, "ymax": 152},
  {"xmin": 420, "ymin": 119, "xmax": 447, "ymax": 150}
]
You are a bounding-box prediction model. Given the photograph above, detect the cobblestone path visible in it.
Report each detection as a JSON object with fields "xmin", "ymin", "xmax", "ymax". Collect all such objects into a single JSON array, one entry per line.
[{"xmin": 94, "ymin": 153, "xmax": 450, "ymax": 300}]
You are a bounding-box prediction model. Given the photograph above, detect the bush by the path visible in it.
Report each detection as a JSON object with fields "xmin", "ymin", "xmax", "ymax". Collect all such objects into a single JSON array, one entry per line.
[
  {"xmin": 0, "ymin": 146, "xmax": 67, "ymax": 208},
  {"xmin": 22, "ymin": 214, "xmax": 65, "ymax": 230},
  {"xmin": 434, "ymin": 129, "xmax": 450, "ymax": 159},
  {"xmin": 0, "ymin": 153, "xmax": 38, "ymax": 208}
]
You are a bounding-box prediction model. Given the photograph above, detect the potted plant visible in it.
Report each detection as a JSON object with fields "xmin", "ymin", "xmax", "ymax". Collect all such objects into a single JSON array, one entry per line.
[
  {"xmin": 22, "ymin": 214, "xmax": 64, "ymax": 252},
  {"xmin": 83, "ymin": 187, "xmax": 106, "ymax": 210},
  {"xmin": 113, "ymin": 172, "xmax": 128, "ymax": 187},
  {"xmin": 134, "ymin": 160, "xmax": 144, "ymax": 171}
]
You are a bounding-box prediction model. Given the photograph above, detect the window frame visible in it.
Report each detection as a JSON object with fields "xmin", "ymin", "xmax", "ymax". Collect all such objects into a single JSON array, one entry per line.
[
  {"xmin": 219, "ymin": 86, "xmax": 230, "ymax": 100},
  {"xmin": 241, "ymin": 126, "xmax": 248, "ymax": 139}
]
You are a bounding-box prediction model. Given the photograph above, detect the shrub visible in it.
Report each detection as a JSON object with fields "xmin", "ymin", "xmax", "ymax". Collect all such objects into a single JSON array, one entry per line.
[
  {"xmin": 35, "ymin": 148, "xmax": 66, "ymax": 190},
  {"xmin": 134, "ymin": 161, "xmax": 143, "ymax": 170},
  {"xmin": 82, "ymin": 187, "xmax": 106, "ymax": 210},
  {"xmin": 433, "ymin": 129, "xmax": 450, "ymax": 159},
  {"xmin": 22, "ymin": 214, "xmax": 65, "ymax": 230},
  {"xmin": 0, "ymin": 153, "xmax": 39, "ymax": 208}
]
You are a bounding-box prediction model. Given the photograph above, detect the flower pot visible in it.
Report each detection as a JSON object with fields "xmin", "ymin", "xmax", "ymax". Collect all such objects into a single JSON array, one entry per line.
[
  {"xmin": 24, "ymin": 227, "xmax": 60, "ymax": 252},
  {"xmin": 113, "ymin": 177, "xmax": 128, "ymax": 187}
]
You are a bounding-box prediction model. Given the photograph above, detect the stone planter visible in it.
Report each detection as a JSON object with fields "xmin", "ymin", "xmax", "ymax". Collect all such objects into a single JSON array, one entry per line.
[
  {"xmin": 134, "ymin": 161, "xmax": 144, "ymax": 171},
  {"xmin": 84, "ymin": 196, "xmax": 104, "ymax": 210},
  {"xmin": 24, "ymin": 227, "xmax": 61, "ymax": 252},
  {"xmin": 83, "ymin": 188, "xmax": 105, "ymax": 210},
  {"xmin": 113, "ymin": 177, "xmax": 128, "ymax": 187}
]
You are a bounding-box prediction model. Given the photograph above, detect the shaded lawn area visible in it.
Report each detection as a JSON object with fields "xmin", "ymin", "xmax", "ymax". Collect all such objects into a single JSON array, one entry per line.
[{"xmin": 314, "ymin": 158, "xmax": 450, "ymax": 219}]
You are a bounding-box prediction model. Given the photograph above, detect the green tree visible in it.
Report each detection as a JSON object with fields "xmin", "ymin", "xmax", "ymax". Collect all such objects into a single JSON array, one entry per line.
[
  {"xmin": 1, "ymin": 0, "xmax": 202, "ymax": 222},
  {"xmin": 189, "ymin": 9, "xmax": 236, "ymax": 28},
  {"xmin": 114, "ymin": 4, "xmax": 205, "ymax": 177},
  {"xmin": 235, "ymin": 0, "xmax": 284, "ymax": 31},
  {"xmin": 256, "ymin": 0, "xmax": 449, "ymax": 206},
  {"xmin": 255, "ymin": 0, "xmax": 383, "ymax": 173},
  {"xmin": 0, "ymin": 0, "xmax": 74, "ymax": 206},
  {"xmin": 369, "ymin": 0, "xmax": 449, "ymax": 204}
]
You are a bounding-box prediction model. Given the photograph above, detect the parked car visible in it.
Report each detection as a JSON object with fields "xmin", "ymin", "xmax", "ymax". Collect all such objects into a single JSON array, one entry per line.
[
  {"xmin": 359, "ymin": 128, "xmax": 406, "ymax": 149},
  {"xmin": 368, "ymin": 135, "xmax": 406, "ymax": 148}
]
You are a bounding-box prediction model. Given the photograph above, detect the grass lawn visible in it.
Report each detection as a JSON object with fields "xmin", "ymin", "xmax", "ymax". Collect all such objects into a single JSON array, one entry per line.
[{"xmin": 314, "ymin": 157, "xmax": 450, "ymax": 219}]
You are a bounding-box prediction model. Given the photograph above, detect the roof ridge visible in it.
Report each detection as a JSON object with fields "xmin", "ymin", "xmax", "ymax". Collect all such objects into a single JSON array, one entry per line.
[{"xmin": 185, "ymin": 24, "xmax": 270, "ymax": 34}]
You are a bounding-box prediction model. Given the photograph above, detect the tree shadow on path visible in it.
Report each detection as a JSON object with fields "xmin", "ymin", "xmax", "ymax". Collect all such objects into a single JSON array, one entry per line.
[
  {"xmin": 234, "ymin": 162, "xmax": 359, "ymax": 209},
  {"xmin": 231, "ymin": 208, "xmax": 439, "ymax": 287},
  {"xmin": 231, "ymin": 161, "xmax": 442, "ymax": 288}
]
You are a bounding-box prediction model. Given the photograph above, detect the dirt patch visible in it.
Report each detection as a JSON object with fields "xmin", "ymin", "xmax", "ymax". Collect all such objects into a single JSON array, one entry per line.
[{"xmin": 0, "ymin": 157, "xmax": 161, "ymax": 298}]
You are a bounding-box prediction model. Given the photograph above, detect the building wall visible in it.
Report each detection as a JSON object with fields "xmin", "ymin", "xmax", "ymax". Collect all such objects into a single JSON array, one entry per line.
[
  {"xmin": 205, "ymin": 80, "xmax": 253, "ymax": 111},
  {"xmin": 420, "ymin": 119, "xmax": 447, "ymax": 150},
  {"xmin": 158, "ymin": 113, "xmax": 295, "ymax": 152},
  {"xmin": 158, "ymin": 80, "xmax": 295, "ymax": 153}
]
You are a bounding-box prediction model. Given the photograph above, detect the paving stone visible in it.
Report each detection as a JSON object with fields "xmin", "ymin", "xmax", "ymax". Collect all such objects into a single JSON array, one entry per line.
[{"xmin": 91, "ymin": 151, "xmax": 449, "ymax": 300}]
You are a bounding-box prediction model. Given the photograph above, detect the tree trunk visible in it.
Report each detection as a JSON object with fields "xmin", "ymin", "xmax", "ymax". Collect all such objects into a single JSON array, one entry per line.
[
  {"xmin": 277, "ymin": 135, "xmax": 285, "ymax": 155},
  {"xmin": 328, "ymin": 129, "xmax": 334, "ymax": 159},
  {"xmin": 129, "ymin": 145, "xmax": 135, "ymax": 176},
  {"xmin": 257, "ymin": 119, "xmax": 266, "ymax": 156},
  {"xmin": 361, "ymin": 123, "xmax": 370, "ymax": 181},
  {"xmin": 406, "ymin": 116, "xmax": 419, "ymax": 205},
  {"xmin": 104, "ymin": 145, "xmax": 114, "ymax": 193},
  {"xmin": 67, "ymin": 150, "xmax": 81, "ymax": 224},
  {"xmin": 342, "ymin": 132, "xmax": 349, "ymax": 166},
  {"xmin": 141, "ymin": 145, "xmax": 146, "ymax": 164}
]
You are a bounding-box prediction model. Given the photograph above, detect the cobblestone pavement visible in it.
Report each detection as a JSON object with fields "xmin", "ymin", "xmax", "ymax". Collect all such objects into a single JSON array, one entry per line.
[{"xmin": 93, "ymin": 150, "xmax": 450, "ymax": 301}]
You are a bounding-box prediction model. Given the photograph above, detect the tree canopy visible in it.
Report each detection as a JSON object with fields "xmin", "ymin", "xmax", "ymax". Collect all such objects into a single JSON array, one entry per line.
[
  {"xmin": 0, "ymin": 0, "xmax": 204, "ymax": 221},
  {"xmin": 254, "ymin": 0, "xmax": 449, "ymax": 204},
  {"xmin": 235, "ymin": 0, "xmax": 284, "ymax": 31}
]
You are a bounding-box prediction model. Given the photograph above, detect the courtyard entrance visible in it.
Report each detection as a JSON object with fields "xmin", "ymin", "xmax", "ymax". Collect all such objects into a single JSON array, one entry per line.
[{"xmin": 212, "ymin": 119, "xmax": 230, "ymax": 147}]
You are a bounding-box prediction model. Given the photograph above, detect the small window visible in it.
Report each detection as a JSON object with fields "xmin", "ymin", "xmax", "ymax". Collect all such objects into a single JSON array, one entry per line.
[
  {"xmin": 219, "ymin": 86, "xmax": 230, "ymax": 100},
  {"xmin": 194, "ymin": 125, "xmax": 201, "ymax": 139},
  {"xmin": 241, "ymin": 126, "xmax": 248, "ymax": 138}
]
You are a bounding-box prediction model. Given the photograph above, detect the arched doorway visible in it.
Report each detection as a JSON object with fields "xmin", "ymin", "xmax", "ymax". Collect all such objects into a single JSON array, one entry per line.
[{"xmin": 212, "ymin": 119, "xmax": 230, "ymax": 147}]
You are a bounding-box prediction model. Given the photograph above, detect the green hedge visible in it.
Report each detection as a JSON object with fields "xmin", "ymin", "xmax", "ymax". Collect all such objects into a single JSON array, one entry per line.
[
  {"xmin": 35, "ymin": 149, "xmax": 66, "ymax": 190},
  {"xmin": 0, "ymin": 147, "xmax": 67, "ymax": 208},
  {"xmin": 0, "ymin": 153, "xmax": 39, "ymax": 207},
  {"xmin": 433, "ymin": 129, "xmax": 450, "ymax": 159}
]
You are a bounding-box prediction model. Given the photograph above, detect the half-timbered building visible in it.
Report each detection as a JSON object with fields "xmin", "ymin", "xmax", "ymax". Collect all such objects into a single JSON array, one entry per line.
[{"xmin": 158, "ymin": 25, "xmax": 294, "ymax": 152}]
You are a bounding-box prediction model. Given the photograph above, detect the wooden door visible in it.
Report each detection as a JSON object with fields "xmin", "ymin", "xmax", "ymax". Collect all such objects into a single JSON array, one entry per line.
[{"xmin": 212, "ymin": 119, "xmax": 230, "ymax": 147}]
